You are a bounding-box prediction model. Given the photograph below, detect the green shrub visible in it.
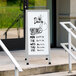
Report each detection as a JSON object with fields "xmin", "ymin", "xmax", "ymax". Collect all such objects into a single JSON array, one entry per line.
[
  {"xmin": 29, "ymin": 0, "xmax": 35, "ymax": 6},
  {"xmin": 7, "ymin": 0, "xmax": 20, "ymax": 6}
]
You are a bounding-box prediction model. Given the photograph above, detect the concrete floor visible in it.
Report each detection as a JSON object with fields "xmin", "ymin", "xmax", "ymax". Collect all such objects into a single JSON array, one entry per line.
[{"xmin": 0, "ymin": 48, "xmax": 76, "ymax": 71}]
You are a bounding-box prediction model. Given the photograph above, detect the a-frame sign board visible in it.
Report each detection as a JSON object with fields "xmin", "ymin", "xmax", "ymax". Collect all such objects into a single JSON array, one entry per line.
[{"xmin": 25, "ymin": 10, "xmax": 51, "ymax": 65}]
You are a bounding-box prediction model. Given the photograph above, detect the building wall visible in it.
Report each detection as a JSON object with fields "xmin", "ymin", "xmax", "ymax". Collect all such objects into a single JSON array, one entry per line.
[
  {"xmin": 57, "ymin": 0, "xmax": 76, "ymax": 47},
  {"xmin": 70, "ymin": 0, "xmax": 76, "ymax": 26},
  {"xmin": 70, "ymin": 0, "xmax": 76, "ymax": 46},
  {"xmin": 56, "ymin": 0, "xmax": 70, "ymax": 47},
  {"xmin": 70, "ymin": 0, "xmax": 76, "ymax": 17}
]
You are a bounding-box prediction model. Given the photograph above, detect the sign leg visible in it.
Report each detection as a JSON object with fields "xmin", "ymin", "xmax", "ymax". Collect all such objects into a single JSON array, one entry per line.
[
  {"xmin": 48, "ymin": 50, "xmax": 51, "ymax": 64},
  {"xmin": 25, "ymin": 50, "xmax": 29, "ymax": 65}
]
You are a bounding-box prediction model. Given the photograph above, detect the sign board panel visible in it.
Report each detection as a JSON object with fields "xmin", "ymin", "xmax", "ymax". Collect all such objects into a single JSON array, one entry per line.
[{"xmin": 26, "ymin": 10, "xmax": 50, "ymax": 56}]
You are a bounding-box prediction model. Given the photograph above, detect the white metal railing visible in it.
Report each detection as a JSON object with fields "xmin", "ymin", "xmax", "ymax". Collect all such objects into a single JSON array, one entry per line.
[
  {"xmin": 0, "ymin": 40, "xmax": 23, "ymax": 76},
  {"xmin": 61, "ymin": 43, "xmax": 76, "ymax": 61},
  {"xmin": 60, "ymin": 22, "xmax": 76, "ymax": 73}
]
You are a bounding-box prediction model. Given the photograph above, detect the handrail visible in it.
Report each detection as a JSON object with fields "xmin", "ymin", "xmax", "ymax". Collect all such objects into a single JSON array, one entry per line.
[
  {"xmin": 71, "ymin": 44, "xmax": 76, "ymax": 51},
  {"xmin": 60, "ymin": 22, "xmax": 76, "ymax": 39},
  {"xmin": 61, "ymin": 43, "xmax": 76, "ymax": 61},
  {"xmin": 2, "ymin": 13, "xmax": 23, "ymax": 39},
  {"xmin": 60, "ymin": 22, "xmax": 76, "ymax": 73},
  {"xmin": 60, "ymin": 22, "xmax": 76, "ymax": 34},
  {"xmin": 0, "ymin": 40, "xmax": 23, "ymax": 76}
]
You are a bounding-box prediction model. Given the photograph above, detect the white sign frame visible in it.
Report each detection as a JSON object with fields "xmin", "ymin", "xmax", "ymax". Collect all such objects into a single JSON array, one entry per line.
[{"xmin": 25, "ymin": 10, "xmax": 51, "ymax": 65}]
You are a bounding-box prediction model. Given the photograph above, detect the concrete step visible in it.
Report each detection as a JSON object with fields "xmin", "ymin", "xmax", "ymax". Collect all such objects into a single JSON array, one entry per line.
[
  {"xmin": 0, "ymin": 49, "xmax": 76, "ymax": 76},
  {"xmin": 0, "ymin": 63, "xmax": 76, "ymax": 76},
  {"xmin": 31, "ymin": 71, "xmax": 76, "ymax": 76}
]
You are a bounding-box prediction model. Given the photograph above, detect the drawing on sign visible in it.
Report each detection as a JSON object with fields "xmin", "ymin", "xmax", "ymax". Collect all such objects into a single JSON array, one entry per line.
[
  {"xmin": 30, "ymin": 15, "xmax": 47, "ymax": 35},
  {"xmin": 30, "ymin": 27, "xmax": 43, "ymax": 35},
  {"xmin": 34, "ymin": 15, "xmax": 43, "ymax": 24}
]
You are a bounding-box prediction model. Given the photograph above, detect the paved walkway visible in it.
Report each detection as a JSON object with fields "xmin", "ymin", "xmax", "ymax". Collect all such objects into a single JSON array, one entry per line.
[
  {"xmin": 0, "ymin": 48, "xmax": 76, "ymax": 71},
  {"xmin": 0, "ymin": 28, "xmax": 23, "ymax": 39}
]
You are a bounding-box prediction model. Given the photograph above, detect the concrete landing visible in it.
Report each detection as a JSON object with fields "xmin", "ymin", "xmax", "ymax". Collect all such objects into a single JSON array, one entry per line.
[{"xmin": 0, "ymin": 48, "xmax": 76, "ymax": 76}]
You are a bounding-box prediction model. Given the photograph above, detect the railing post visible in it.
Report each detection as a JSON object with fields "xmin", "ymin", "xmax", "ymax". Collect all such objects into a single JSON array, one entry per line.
[
  {"xmin": 15, "ymin": 67, "xmax": 19, "ymax": 76},
  {"xmin": 68, "ymin": 32, "xmax": 72, "ymax": 73},
  {"xmin": 5, "ymin": 32, "xmax": 7, "ymax": 39},
  {"xmin": 17, "ymin": 19, "xmax": 20, "ymax": 38}
]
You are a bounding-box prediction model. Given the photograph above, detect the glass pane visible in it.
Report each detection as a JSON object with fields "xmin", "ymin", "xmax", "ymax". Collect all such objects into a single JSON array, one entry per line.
[{"xmin": 0, "ymin": 0, "xmax": 24, "ymax": 39}]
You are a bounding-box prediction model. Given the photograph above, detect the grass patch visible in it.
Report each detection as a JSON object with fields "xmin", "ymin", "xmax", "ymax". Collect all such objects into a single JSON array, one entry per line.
[
  {"xmin": 0, "ymin": 6, "xmax": 23, "ymax": 28},
  {"xmin": 0, "ymin": 0, "xmax": 46, "ymax": 28}
]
